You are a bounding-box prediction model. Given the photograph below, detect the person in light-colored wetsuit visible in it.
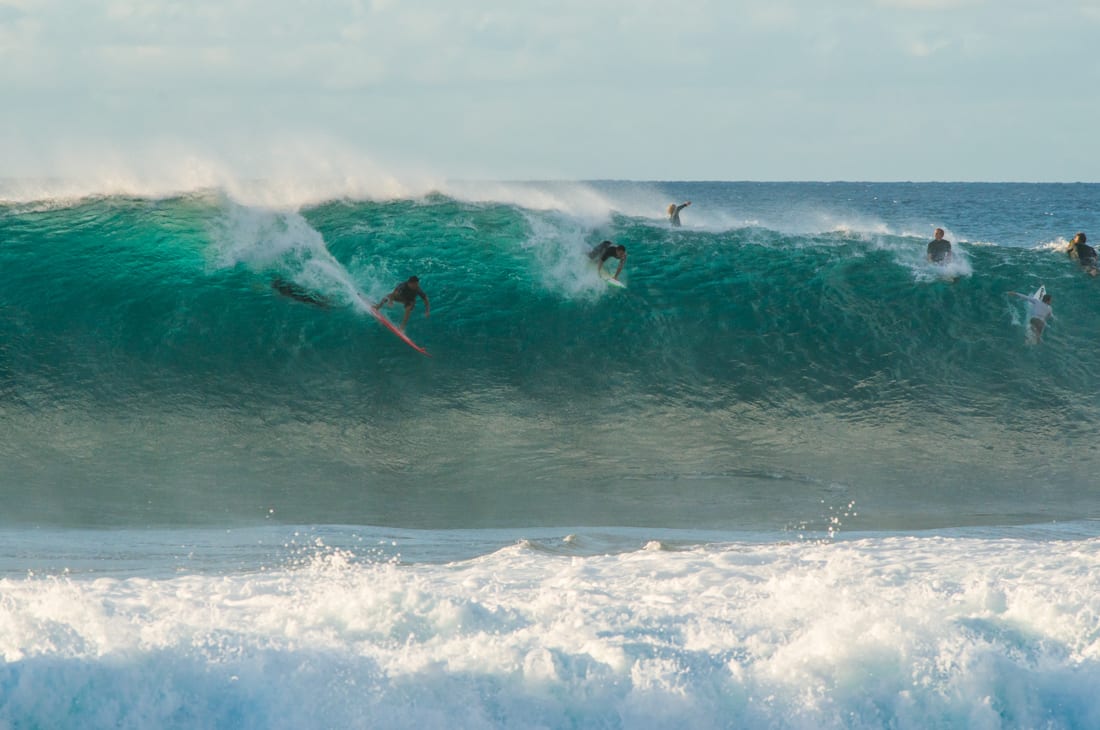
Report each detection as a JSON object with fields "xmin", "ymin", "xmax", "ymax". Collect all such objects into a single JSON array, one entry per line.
[
  {"xmin": 1008, "ymin": 290, "xmax": 1053, "ymax": 343},
  {"xmin": 667, "ymin": 201, "xmax": 691, "ymax": 227}
]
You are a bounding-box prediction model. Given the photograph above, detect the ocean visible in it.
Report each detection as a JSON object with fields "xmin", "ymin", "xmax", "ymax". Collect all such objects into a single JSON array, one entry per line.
[{"xmin": 1, "ymin": 179, "xmax": 1098, "ymax": 728}]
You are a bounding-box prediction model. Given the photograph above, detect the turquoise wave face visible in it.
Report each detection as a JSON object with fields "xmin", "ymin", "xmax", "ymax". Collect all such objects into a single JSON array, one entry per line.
[
  {"xmin": 2, "ymin": 192, "xmax": 1094, "ymax": 402},
  {"xmin": 2, "ymin": 188, "xmax": 1098, "ymax": 528}
]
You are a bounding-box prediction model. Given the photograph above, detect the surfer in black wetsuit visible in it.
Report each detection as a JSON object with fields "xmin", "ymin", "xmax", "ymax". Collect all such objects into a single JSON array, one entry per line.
[
  {"xmin": 1065, "ymin": 232, "xmax": 1098, "ymax": 277},
  {"xmin": 588, "ymin": 240, "xmax": 627, "ymax": 280},
  {"xmin": 272, "ymin": 277, "xmax": 331, "ymax": 307},
  {"xmin": 927, "ymin": 228, "xmax": 952, "ymax": 264},
  {"xmin": 667, "ymin": 201, "xmax": 691, "ymax": 227},
  {"xmin": 376, "ymin": 276, "xmax": 430, "ymax": 331}
]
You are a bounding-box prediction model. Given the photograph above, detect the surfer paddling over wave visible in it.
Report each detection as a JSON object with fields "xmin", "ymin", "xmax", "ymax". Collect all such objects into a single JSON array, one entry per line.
[{"xmin": 1064, "ymin": 232, "xmax": 1098, "ymax": 277}]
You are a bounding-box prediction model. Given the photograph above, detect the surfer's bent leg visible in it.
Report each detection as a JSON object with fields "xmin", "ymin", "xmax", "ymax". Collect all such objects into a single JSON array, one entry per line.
[{"xmin": 1030, "ymin": 317, "xmax": 1045, "ymax": 342}]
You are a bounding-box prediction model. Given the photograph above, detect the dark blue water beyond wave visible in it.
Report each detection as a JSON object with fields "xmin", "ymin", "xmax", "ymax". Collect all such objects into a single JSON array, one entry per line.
[{"xmin": 2, "ymin": 182, "xmax": 1099, "ymax": 531}]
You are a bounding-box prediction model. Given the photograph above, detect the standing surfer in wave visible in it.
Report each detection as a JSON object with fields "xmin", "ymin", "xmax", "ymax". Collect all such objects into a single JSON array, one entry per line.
[
  {"xmin": 376, "ymin": 276, "xmax": 430, "ymax": 331},
  {"xmin": 927, "ymin": 228, "xmax": 953, "ymax": 264},
  {"xmin": 1008, "ymin": 289, "xmax": 1053, "ymax": 344},
  {"xmin": 1063, "ymin": 232, "xmax": 1098, "ymax": 277},
  {"xmin": 588, "ymin": 240, "xmax": 627, "ymax": 280},
  {"xmin": 667, "ymin": 201, "xmax": 691, "ymax": 227}
]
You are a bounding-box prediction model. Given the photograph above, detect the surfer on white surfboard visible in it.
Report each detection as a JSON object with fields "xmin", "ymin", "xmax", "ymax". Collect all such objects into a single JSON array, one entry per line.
[
  {"xmin": 588, "ymin": 240, "xmax": 627, "ymax": 281},
  {"xmin": 375, "ymin": 276, "xmax": 430, "ymax": 332},
  {"xmin": 1008, "ymin": 287, "xmax": 1052, "ymax": 344}
]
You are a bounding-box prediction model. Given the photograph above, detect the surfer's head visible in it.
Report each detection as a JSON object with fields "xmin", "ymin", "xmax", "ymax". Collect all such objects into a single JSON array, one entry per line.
[
  {"xmin": 615, "ymin": 245, "xmax": 627, "ymax": 259},
  {"xmin": 1074, "ymin": 232, "xmax": 1087, "ymax": 244},
  {"xmin": 407, "ymin": 276, "xmax": 420, "ymax": 285},
  {"xmin": 934, "ymin": 228, "xmax": 945, "ymax": 239}
]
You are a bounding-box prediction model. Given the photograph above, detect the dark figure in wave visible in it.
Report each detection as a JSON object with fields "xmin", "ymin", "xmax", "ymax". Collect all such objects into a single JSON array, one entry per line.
[
  {"xmin": 588, "ymin": 240, "xmax": 627, "ymax": 280},
  {"xmin": 1064, "ymin": 232, "xmax": 1098, "ymax": 277},
  {"xmin": 667, "ymin": 201, "xmax": 691, "ymax": 227},
  {"xmin": 927, "ymin": 228, "xmax": 952, "ymax": 265},
  {"xmin": 272, "ymin": 277, "xmax": 331, "ymax": 307},
  {"xmin": 376, "ymin": 276, "xmax": 430, "ymax": 331}
]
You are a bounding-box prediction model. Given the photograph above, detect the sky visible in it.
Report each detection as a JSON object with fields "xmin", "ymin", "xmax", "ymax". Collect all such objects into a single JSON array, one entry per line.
[{"xmin": 2, "ymin": 0, "xmax": 1100, "ymax": 183}]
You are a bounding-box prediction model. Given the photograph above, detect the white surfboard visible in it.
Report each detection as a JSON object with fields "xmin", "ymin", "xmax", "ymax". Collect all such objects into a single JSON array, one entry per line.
[
  {"xmin": 603, "ymin": 276, "xmax": 626, "ymax": 289},
  {"xmin": 1022, "ymin": 285, "xmax": 1047, "ymax": 345}
]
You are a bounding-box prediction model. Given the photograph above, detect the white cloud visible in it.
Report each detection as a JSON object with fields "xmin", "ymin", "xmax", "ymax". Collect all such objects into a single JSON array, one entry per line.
[
  {"xmin": 905, "ymin": 37, "xmax": 950, "ymax": 56},
  {"xmin": 1, "ymin": 0, "xmax": 1098, "ymax": 181},
  {"xmin": 875, "ymin": 0, "xmax": 979, "ymax": 8},
  {"xmin": 747, "ymin": 4, "xmax": 800, "ymax": 29}
]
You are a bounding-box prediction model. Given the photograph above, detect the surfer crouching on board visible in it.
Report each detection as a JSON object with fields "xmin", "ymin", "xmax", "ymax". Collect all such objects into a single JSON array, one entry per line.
[
  {"xmin": 376, "ymin": 276, "xmax": 430, "ymax": 331},
  {"xmin": 1008, "ymin": 289, "xmax": 1053, "ymax": 344},
  {"xmin": 588, "ymin": 240, "xmax": 627, "ymax": 280}
]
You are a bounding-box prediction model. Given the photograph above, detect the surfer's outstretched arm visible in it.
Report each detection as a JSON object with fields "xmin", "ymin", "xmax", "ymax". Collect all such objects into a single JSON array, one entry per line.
[{"xmin": 1008, "ymin": 291, "xmax": 1034, "ymax": 303}]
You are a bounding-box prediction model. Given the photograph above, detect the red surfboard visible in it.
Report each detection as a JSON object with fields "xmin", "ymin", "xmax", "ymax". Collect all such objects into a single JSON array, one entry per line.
[{"xmin": 368, "ymin": 305, "xmax": 431, "ymax": 357}]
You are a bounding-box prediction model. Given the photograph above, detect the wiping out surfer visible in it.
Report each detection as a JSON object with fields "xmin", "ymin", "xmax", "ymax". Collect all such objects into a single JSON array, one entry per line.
[
  {"xmin": 1008, "ymin": 289, "xmax": 1053, "ymax": 344},
  {"xmin": 376, "ymin": 276, "xmax": 430, "ymax": 331},
  {"xmin": 588, "ymin": 240, "xmax": 627, "ymax": 280},
  {"xmin": 272, "ymin": 277, "xmax": 331, "ymax": 308},
  {"xmin": 667, "ymin": 201, "xmax": 691, "ymax": 227}
]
